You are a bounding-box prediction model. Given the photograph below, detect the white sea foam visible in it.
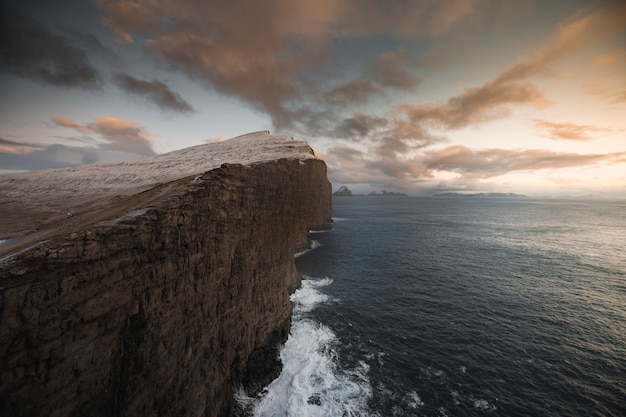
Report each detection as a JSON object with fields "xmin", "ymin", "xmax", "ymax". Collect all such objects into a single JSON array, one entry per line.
[
  {"xmin": 405, "ymin": 391, "xmax": 424, "ymax": 408},
  {"xmin": 294, "ymin": 240, "xmax": 321, "ymax": 258},
  {"xmin": 251, "ymin": 278, "xmax": 372, "ymax": 417},
  {"xmin": 290, "ymin": 277, "xmax": 333, "ymax": 314},
  {"xmin": 472, "ymin": 398, "xmax": 497, "ymax": 411}
]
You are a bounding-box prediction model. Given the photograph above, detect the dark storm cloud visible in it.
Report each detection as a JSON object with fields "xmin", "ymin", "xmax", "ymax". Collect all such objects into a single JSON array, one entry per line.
[
  {"xmin": 328, "ymin": 113, "xmax": 388, "ymax": 140},
  {"xmin": 323, "ymin": 80, "xmax": 380, "ymax": 105},
  {"xmin": 0, "ymin": 4, "xmax": 102, "ymax": 89},
  {"xmin": 113, "ymin": 73, "xmax": 194, "ymax": 113},
  {"xmin": 366, "ymin": 50, "xmax": 421, "ymax": 89}
]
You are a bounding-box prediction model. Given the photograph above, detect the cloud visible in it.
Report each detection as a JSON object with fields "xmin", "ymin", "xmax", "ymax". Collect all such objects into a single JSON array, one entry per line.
[
  {"xmin": 0, "ymin": 138, "xmax": 44, "ymax": 154},
  {"xmin": 328, "ymin": 113, "xmax": 388, "ymax": 139},
  {"xmin": 422, "ymin": 146, "xmax": 625, "ymax": 178},
  {"xmin": 366, "ymin": 50, "xmax": 421, "ymax": 89},
  {"xmin": 399, "ymin": 81, "xmax": 547, "ymax": 130},
  {"xmin": 51, "ymin": 117, "xmax": 94, "ymax": 135},
  {"xmin": 344, "ymin": 2, "xmax": 626, "ymax": 150},
  {"xmin": 93, "ymin": 0, "xmax": 623, "ymax": 137},
  {"xmin": 590, "ymin": 50, "xmax": 626, "ymax": 67},
  {"xmin": 610, "ymin": 90, "xmax": 626, "ymax": 103},
  {"xmin": 336, "ymin": 0, "xmax": 485, "ymax": 39},
  {"xmin": 0, "ymin": 138, "xmax": 142, "ymax": 171},
  {"xmin": 1, "ymin": 116, "xmax": 156, "ymax": 171},
  {"xmin": 89, "ymin": 117, "xmax": 155, "ymax": 156},
  {"xmin": 497, "ymin": 3, "xmax": 626, "ymax": 83},
  {"xmin": 323, "ymin": 139, "xmax": 625, "ymax": 190},
  {"xmin": 0, "ymin": 4, "xmax": 101, "ymax": 89},
  {"xmin": 364, "ymin": 155, "xmax": 430, "ymax": 180},
  {"xmin": 532, "ymin": 119, "xmax": 611, "ymax": 141},
  {"xmin": 91, "ymin": 0, "xmax": 494, "ymax": 131},
  {"xmin": 323, "ymin": 79, "xmax": 380, "ymax": 105},
  {"xmin": 112, "ymin": 73, "xmax": 194, "ymax": 113},
  {"xmin": 52, "ymin": 116, "xmax": 155, "ymax": 156}
]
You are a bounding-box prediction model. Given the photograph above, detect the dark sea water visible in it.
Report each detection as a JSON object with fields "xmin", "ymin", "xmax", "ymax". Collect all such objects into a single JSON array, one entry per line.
[{"xmin": 250, "ymin": 197, "xmax": 626, "ymax": 417}]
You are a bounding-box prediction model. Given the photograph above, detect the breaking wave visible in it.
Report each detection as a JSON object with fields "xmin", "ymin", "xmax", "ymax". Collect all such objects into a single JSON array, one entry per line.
[
  {"xmin": 250, "ymin": 277, "xmax": 372, "ymax": 417},
  {"xmin": 294, "ymin": 240, "xmax": 321, "ymax": 258}
]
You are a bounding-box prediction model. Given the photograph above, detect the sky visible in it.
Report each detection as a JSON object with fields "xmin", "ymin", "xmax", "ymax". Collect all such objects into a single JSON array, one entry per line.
[{"xmin": 0, "ymin": 0, "xmax": 625, "ymax": 197}]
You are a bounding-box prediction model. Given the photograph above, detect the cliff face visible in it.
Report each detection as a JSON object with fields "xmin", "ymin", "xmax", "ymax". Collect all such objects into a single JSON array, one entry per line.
[{"xmin": 0, "ymin": 134, "xmax": 332, "ymax": 417}]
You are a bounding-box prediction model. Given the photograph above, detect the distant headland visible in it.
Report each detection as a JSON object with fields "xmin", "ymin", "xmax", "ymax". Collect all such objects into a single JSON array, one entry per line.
[
  {"xmin": 432, "ymin": 192, "xmax": 528, "ymax": 198},
  {"xmin": 333, "ymin": 186, "xmax": 407, "ymax": 197}
]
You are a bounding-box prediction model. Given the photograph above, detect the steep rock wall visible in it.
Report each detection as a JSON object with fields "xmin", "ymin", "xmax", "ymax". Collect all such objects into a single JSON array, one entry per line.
[{"xmin": 0, "ymin": 158, "xmax": 332, "ymax": 417}]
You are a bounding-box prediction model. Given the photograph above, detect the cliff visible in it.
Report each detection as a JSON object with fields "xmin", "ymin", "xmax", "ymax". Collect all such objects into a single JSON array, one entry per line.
[{"xmin": 0, "ymin": 132, "xmax": 332, "ymax": 417}]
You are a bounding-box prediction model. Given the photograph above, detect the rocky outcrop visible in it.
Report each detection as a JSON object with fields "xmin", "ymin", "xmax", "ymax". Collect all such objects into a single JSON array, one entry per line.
[
  {"xmin": 368, "ymin": 189, "xmax": 407, "ymax": 197},
  {"xmin": 0, "ymin": 133, "xmax": 332, "ymax": 417}
]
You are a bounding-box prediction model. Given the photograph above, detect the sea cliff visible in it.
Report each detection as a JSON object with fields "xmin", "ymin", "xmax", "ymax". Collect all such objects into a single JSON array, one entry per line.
[{"xmin": 0, "ymin": 132, "xmax": 332, "ymax": 417}]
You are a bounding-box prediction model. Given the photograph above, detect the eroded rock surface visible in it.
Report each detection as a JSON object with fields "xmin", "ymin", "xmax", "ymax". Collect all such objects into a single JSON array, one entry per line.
[{"xmin": 0, "ymin": 133, "xmax": 332, "ymax": 417}]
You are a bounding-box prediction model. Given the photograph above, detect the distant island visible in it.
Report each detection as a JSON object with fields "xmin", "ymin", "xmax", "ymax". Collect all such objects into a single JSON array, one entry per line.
[
  {"xmin": 368, "ymin": 189, "xmax": 407, "ymax": 197},
  {"xmin": 333, "ymin": 186, "xmax": 407, "ymax": 197},
  {"xmin": 433, "ymin": 192, "xmax": 527, "ymax": 198}
]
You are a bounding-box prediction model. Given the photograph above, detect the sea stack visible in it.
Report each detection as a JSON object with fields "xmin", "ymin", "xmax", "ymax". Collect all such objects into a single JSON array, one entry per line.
[
  {"xmin": 332, "ymin": 185, "xmax": 353, "ymax": 196},
  {"xmin": 0, "ymin": 131, "xmax": 332, "ymax": 417}
]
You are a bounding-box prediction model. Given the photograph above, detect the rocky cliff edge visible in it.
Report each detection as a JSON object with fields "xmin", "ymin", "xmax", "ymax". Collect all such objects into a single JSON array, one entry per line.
[{"xmin": 0, "ymin": 131, "xmax": 332, "ymax": 417}]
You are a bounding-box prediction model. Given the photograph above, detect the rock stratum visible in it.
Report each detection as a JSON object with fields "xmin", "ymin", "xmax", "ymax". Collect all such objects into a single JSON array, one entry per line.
[{"xmin": 0, "ymin": 132, "xmax": 332, "ymax": 417}]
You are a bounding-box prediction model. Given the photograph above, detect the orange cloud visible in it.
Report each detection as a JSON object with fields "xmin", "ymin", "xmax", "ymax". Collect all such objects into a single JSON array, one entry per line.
[
  {"xmin": 610, "ymin": 90, "xmax": 626, "ymax": 103},
  {"xmin": 51, "ymin": 117, "xmax": 94, "ymax": 134},
  {"xmin": 400, "ymin": 81, "xmax": 546, "ymax": 130},
  {"xmin": 89, "ymin": 117, "xmax": 154, "ymax": 156},
  {"xmin": 51, "ymin": 116, "xmax": 155, "ymax": 156},
  {"xmin": 533, "ymin": 119, "xmax": 611, "ymax": 141},
  {"xmin": 0, "ymin": 139, "xmax": 44, "ymax": 154},
  {"xmin": 379, "ymin": 3, "xmax": 626, "ymax": 138},
  {"xmin": 423, "ymin": 146, "xmax": 625, "ymax": 177},
  {"xmin": 591, "ymin": 50, "xmax": 626, "ymax": 67}
]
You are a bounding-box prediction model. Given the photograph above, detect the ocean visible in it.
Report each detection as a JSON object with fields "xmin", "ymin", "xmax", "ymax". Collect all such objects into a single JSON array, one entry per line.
[{"xmin": 249, "ymin": 197, "xmax": 626, "ymax": 417}]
